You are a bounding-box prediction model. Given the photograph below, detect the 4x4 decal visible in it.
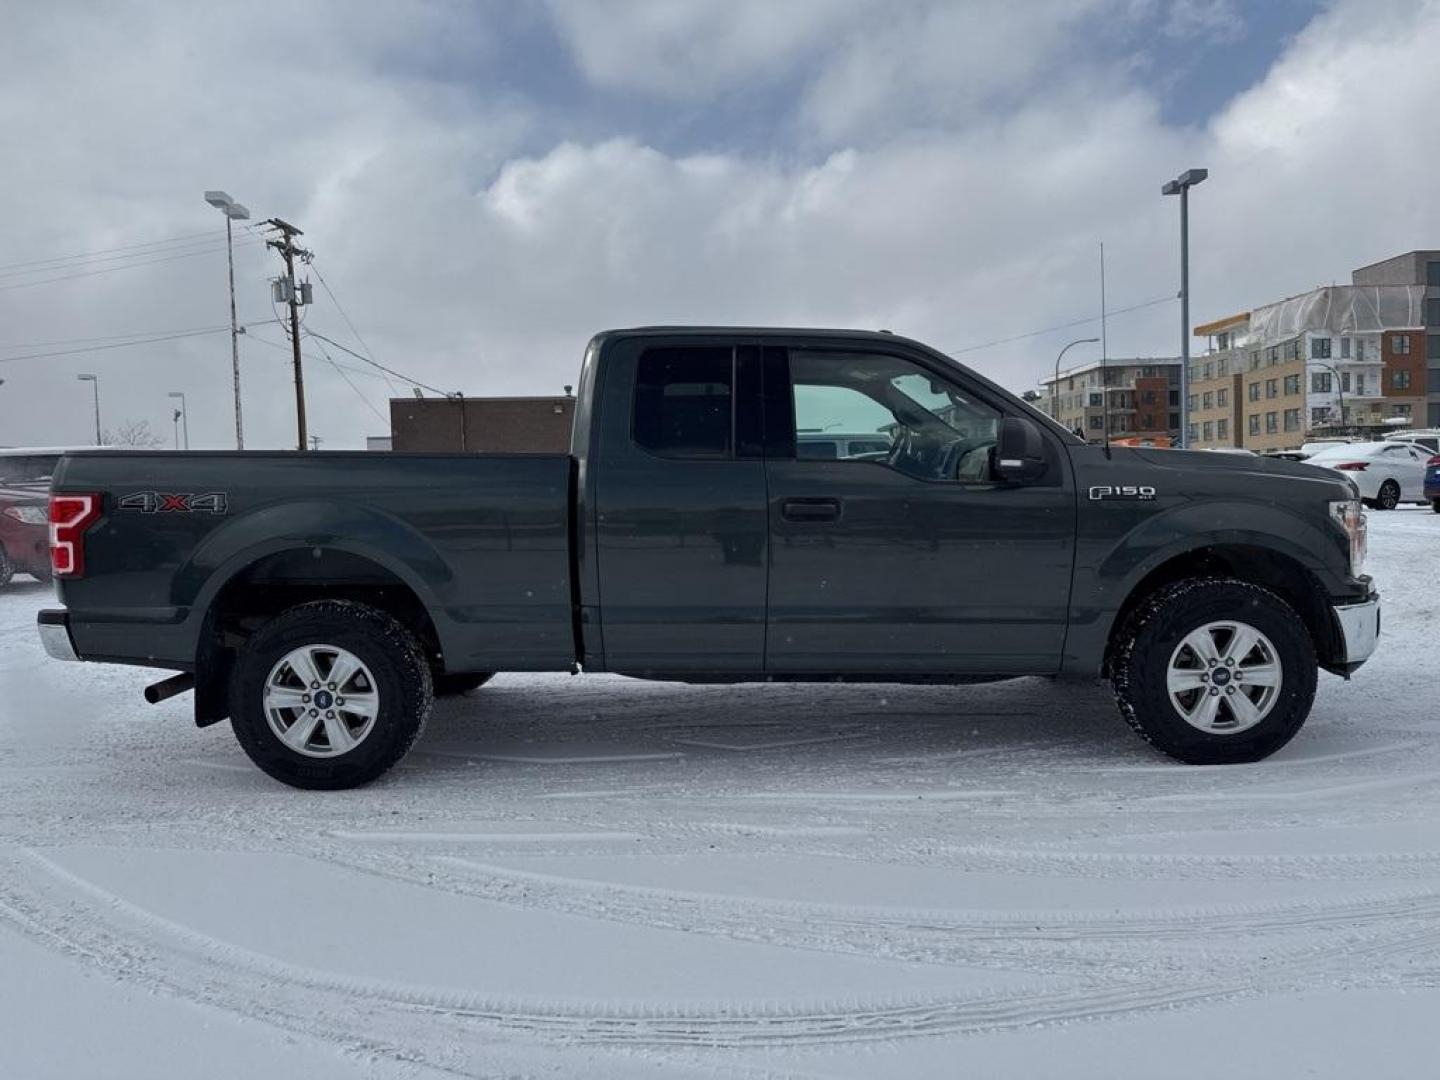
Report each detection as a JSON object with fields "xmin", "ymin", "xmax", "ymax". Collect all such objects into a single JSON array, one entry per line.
[{"xmin": 118, "ymin": 492, "xmax": 229, "ymax": 515}]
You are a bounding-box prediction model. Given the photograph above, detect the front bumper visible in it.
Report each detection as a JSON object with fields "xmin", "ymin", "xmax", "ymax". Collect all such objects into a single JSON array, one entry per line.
[
  {"xmin": 1331, "ymin": 594, "xmax": 1380, "ymax": 671},
  {"xmin": 37, "ymin": 609, "xmax": 79, "ymax": 662}
]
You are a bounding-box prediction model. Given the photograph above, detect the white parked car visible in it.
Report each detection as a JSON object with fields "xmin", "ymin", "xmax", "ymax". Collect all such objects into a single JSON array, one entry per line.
[
  {"xmin": 1384, "ymin": 429, "xmax": 1440, "ymax": 455},
  {"xmin": 1306, "ymin": 441, "xmax": 1433, "ymax": 510}
]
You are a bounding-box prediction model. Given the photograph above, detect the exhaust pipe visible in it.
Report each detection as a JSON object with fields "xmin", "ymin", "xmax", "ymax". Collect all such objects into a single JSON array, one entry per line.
[{"xmin": 144, "ymin": 672, "xmax": 196, "ymax": 704}]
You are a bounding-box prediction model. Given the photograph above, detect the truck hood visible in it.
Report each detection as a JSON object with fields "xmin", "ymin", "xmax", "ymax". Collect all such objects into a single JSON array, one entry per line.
[{"xmin": 1122, "ymin": 447, "xmax": 1357, "ymax": 495}]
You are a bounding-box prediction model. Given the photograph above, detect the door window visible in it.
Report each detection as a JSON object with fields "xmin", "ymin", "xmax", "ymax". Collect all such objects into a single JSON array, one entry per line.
[
  {"xmin": 788, "ymin": 350, "xmax": 1001, "ymax": 482},
  {"xmin": 632, "ymin": 347, "xmax": 734, "ymax": 458}
]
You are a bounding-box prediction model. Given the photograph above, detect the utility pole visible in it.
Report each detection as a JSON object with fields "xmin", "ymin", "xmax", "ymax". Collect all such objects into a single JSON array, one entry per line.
[
  {"xmin": 264, "ymin": 218, "xmax": 312, "ymax": 450},
  {"xmin": 1162, "ymin": 168, "xmax": 1208, "ymax": 449}
]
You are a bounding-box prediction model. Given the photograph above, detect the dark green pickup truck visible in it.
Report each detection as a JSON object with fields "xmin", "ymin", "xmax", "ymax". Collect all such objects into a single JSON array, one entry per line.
[{"xmin": 38, "ymin": 327, "xmax": 1379, "ymax": 788}]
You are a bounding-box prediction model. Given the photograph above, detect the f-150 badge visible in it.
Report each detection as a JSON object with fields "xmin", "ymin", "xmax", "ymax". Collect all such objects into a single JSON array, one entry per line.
[
  {"xmin": 118, "ymin": 492, "xmax": 229, "ymax": 514},
  {"xmin": 1088, "ymin": 485, "xmax": 1156, "ymax": 501}
]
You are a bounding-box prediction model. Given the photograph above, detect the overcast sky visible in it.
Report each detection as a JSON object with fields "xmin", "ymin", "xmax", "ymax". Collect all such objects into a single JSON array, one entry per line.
[{"xmin": 0, "ymin": 0, "xmax": 1434, "ymax": 449}]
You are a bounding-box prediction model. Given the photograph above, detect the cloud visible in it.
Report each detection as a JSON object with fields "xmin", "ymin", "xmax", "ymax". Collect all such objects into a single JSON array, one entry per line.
[
  {"xmin": 1163, "ymin": 0, "xmax": 1247, "ymax": 42},
  {"xmin": 0, "ymin": 0, "xmax": 1435, "ymax": 452}
]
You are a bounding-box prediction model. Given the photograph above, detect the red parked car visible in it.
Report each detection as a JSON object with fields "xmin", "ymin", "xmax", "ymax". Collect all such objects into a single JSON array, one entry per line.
[{"xmin": 0, "ymin": 448, "xmax": 73, "ymax": 586}]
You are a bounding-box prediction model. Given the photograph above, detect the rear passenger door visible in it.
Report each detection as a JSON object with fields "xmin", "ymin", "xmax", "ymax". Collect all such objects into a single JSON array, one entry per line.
[{"xmin": 591, "ymin": 338, "xmax": 770, "ymax": 673}]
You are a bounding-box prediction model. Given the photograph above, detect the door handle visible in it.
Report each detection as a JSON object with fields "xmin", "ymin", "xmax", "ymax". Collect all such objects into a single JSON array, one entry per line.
[{"xmin": 781, "ymin": 497, "xmax": 842, "ymax": 523}]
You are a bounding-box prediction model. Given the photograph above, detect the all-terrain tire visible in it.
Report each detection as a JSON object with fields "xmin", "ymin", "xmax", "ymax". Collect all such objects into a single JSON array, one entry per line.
[
  {"xmin": 1109, "ymin": 578, "xmax": 1316, "ymax": 765},
  {"xmin": 434, "ymin": 672, "xmax": 495, "ymax": 696},
  {"xmin": 1375, "ymin": 479, "xmax": 1401, "ymax": 510},
  {"xmin": 229, "ymin": 600, "xmax": 432, "ymax": 790}
]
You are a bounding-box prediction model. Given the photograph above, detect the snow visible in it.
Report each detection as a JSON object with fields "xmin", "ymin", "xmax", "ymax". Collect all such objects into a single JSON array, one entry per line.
[{"xmin": 1, "ymin": 508, "xmax": 1438, "ymax": 1078}]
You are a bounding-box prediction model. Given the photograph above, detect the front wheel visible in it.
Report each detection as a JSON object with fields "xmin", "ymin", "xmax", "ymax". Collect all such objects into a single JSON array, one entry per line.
[
  {"xmin": 1109, "ymin": 579, "xmax": 1316, "ymax": 764},
  {"xmin": 229, "ymin": 600, "xmax": 433, "ymax": 789},
  {"xmin": 1375, "ymin": 479, "xmax": 1401, "ymax": 510}
]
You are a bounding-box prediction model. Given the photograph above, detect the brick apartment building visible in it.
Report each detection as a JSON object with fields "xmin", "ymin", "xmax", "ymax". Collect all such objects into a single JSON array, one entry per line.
[
  {"xmin": 1188, "ymin": 249, "xmax": 1438, "ymax": 453},
  {"xmin": 1037, "ymin": 358, "xmax": 1181, "ymax": 442}
]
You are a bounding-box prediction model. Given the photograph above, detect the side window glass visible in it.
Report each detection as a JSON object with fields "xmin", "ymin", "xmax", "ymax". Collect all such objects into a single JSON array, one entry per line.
[
  {"xmin": 633, "ymin": 347, "xmax": 733, "ymax": 458},
  {"xmin": 789, "ymin": 350, "xmax": 1001, "ymax": 482}
]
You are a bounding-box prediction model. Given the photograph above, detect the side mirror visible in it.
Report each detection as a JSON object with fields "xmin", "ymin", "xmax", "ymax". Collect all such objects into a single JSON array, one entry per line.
[{"xmin": 995, "ymin": 416, "xmax": 1048, "ymax": 483}]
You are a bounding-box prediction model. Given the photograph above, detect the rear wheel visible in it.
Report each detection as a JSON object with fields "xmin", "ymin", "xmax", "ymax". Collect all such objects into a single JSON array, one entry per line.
[
  {"xmin": 434, "ymin": 672, "xmax": 495, "ymax": 696},
  {"xmin": 1110, "ymin": 578, "xmax": 1316, "ymax": 764},
  {"xmin": 1431, "ymin": 499, "xmax": 1440, "ymax": 514},
  {"xmin": 229, "ymin": 600, "xmax": 432, "ymax": 789},
  {"xmin": 1376, "ymin": 479, "xmax": 1401, "ymax": 510}
]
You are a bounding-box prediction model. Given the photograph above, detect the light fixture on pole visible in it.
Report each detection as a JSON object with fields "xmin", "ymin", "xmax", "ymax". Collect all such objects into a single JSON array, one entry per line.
[
  {"xmin": 204, "ymin": 190, "xmax": 250, "ymax": 450},
  {"xmin": 1162, "ymin": 168, "xmax": 1207, "ymax": 449},
  {"xmin": 167, "ymin": 391, "xmax": 189, "ymax": 450},
  {"xmin": 1052, "ymin": 337, "xmax": 1100, "ymax": 431},
  {"xmin": 76, "ymin": 374, "xmax": 101, "ymax": 445}
]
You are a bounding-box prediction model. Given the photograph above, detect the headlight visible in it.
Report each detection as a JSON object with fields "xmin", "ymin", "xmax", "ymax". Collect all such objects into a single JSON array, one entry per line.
[
  {"xmin": 2, "ymin": 505, "xmax": 47, "ymax": 525},
  {"xmin": 1329, "ymin": 498, "xmax": 1366, "ymax": 577}
]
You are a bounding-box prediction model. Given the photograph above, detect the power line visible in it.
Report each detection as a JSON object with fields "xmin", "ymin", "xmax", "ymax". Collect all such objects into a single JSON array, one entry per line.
[
  {"xmin": 0, "ymin": 239, "xmax": 265, "ymax": 293},
  {"xmin": 0, "ymin": 324, "xmax": 275, "ymax": 364},
  {"xmin": 0, "ymin": 234, "xmax": 249, "ymax": 281},
  {"xmin": 309, "ymin": 261, "xmax": 401, "ymax": 396},
  {"xmin": 307, "ymin": 336, "xmax": 390, "ymax": 424},
  {"xmin": 0, "ymin": 228, "xmax": 232, "ymax": 274},
  {"xmin": 304, "ymin": 330, "xmax": 452, "ymax": 398},
  {"xmin": 948, "ymin": 294, "xmax": 1177, "ymax": 356}
]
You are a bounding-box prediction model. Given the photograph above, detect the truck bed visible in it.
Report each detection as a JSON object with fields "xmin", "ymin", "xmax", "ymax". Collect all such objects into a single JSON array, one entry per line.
[{"xmin": 52, "ymin": 451, "xmax": 577, "ymax": 673}]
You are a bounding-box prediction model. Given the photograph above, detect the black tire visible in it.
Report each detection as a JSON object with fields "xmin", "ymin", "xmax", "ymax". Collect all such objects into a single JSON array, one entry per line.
[
  {"xmin": 434, "ymin": 672, "xmax": 495, "ymax": 696},
  {"xmin": 229, "ymin": 600, "xmax": 432, "ymax": 790},
  {"xmin": 1432, "ymin": 499, "xmax": 1440, "ymax": 514},
  {"xmin": 1375, "ymin": 479, "xmax": 1401, "ymax": 510},
  {"xmin": 0, "ymin": 546, "xmax": 13, "ymax": 589},
  {"xmin": 1109, "ymin": 578, "xmax": 1316, "ymax": 765}
]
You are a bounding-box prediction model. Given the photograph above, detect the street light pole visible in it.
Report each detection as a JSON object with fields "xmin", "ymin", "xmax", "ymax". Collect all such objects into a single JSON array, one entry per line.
[
  {"xmin": 76, "ymin": 374, "xmax": 100, "ymax": 445},
  {"xmin": 168, "ymin": 391, "xmax": 189, "ymax": 450},
  {"xmin": 1052, "ymin": 337, "xmax": 1100, "ymax": 431},
  {"xmin": 1162, "ymin": 168, "xmax": 1208, "ymax": 449},
  {"xmin": 204, "ymin": 191, "xmax": 251, "ymax": 450}
]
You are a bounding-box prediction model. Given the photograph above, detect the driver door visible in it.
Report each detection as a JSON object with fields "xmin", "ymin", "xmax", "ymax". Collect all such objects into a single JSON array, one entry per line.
[{"xmin": 763, "ymin": 344, "xmax": 1076, "ymax": 675}]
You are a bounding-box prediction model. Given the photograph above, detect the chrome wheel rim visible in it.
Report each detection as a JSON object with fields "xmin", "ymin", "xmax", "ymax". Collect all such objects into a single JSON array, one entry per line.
[
  {"xmin": 1166, "ymin": 621, "xmax": 1282, "ymax": 735},
  {"xmin": 264, "ymin": 644, "xmax": 379, "ymax": 758}
]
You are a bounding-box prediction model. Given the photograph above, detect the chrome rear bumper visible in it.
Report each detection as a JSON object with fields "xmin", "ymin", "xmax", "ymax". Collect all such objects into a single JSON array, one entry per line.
[{"xmin": 37, "ymin": 609, "xmax": 79, "ymax": 662}]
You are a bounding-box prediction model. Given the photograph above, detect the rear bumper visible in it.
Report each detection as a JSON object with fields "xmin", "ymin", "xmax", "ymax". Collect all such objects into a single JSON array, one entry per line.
[
  {"xmin": 1330, "ymin": 593, "xmax": 1380, "ymax": 673},
  {"xmin": 37, "ymin": 609, "xmax": 79, "ymax": 662}
]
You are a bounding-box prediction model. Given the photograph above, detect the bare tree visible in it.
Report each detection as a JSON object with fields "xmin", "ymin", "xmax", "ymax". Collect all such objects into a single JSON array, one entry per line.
[{"xmin": 100, "ymin": 419, "xmax": 164, "ymax": 448}]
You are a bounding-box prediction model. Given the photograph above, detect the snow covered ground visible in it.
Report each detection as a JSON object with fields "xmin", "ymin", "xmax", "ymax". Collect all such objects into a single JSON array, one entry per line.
[{"xmin": 1, "ymin": 509, "xmax": 1438, "ymax": 1078}]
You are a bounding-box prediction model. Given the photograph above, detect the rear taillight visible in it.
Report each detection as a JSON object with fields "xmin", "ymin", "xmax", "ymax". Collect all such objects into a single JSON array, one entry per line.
[
  {"xmin": 1428, "ymin": 455, "xmax": 1440, "ymax": 467},
  {"xmin": 1334, "ymin": 462, "xmax": 1368, "ymax": 471},
  {"xmin": 49, "ymin": 493, "xmax": 101, "ymax": 577}
]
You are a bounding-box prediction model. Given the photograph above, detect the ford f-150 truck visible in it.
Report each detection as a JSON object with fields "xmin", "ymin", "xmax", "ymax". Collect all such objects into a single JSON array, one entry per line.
[{"xmin": 37, "ymin": 327, "xmax": 1379, "ymax": 789}]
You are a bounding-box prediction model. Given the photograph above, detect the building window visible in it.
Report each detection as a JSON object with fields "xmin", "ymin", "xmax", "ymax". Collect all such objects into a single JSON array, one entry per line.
[
  {"xmin": 1249, "ymin": 350, "xmax": 1262, "ymax": 370},
  {"xmin": 1202, "ymin": 391, "xmax": 1214, "ymax": 410},
  {"xmin": 1202, "ymin": 421, "xmax": 1214, "ymax": 441},
  {"xmin": 1203, "ymin": 363, "xmax": 1214, "ymax": 380},
  {"xmin": 1341, "ymin": 337, "xmax": 1351, "ymax": 359},
  {"xmin": 1283, "ymin": 409, "xmax": 1300, "ymax": 432},
  {"xmin": 1355, "ymin": 373, "xmax": 1366, "ymax": 396},
  {"xmin": 1311, "ymin": 337, "xmax": 1331, "ymax": 359},
  {"xmin": 1141, "ymin": 390, "xmax": 1156, "ymax": 404},
  {"xmin": 1340, "ymin": 372, "xmax": 1351, "ymax": 393},
  {"xmin": 1248, "ymin": 381, "xmax": 1260, "ymax": 402},
  {"xmin": 1427, "ymin": 298, "xmax": 1440, "ymax": 327},
  {"xmin": 1266, "ymin": 412, "xmax": 1278, "ymax": 434},
  {"xmin": 1311, "ymin": 372, "xmax": 1332, "ymax": 393},
  {"xmin": 1395, "ymin": 334, "xmax": 1411, "ymax": 355},
  {"xmin": 1267, "ymin": 345, "xmax": 1280, "ymax": 365},
  {"xmin": 1394, "ymin": 370, "xmax": 1412, "ymax": 390},
  {"xmin": 1283, "ymin": 340, "xmax": 1300, "ymax": 362},
  {"xmin": 1089, "ymin": 415, "xmax": 1104, "ymax": 430},
  {"xmin": 1265, "ymin": 378, "xmax": 1278, "ymax": 399},
  {"xmin": 1217, "ymin": 388, "xmax": 1228, "ymax": 407},
  {"xmin": 1215, "ymin": 332, "xmax": 1230, "ymax": 350},
  {"xmin": 1393, "ymin": 404, "xmax": 1412, "ymax": 419},
  {"xmin": 1089, "ymin": 392, "xmax": 1103, "ymax": 407},
  {"xmin": 1428, "ymin": 260, "xmax": 1440, "ymax": 287},
  {"xmin": 1429, "ymin": 369, "xmax": 1440, "ymax": 394},
  {"xmin": 1141, "ymin": 413, "xmax": 1154, "ymax": 428},
  {"xmin": 1141, "ymin": 366, "xmax": 1156, "ymax": 377},
  {"xmin": 1186, "ymin": 423, "xmax": 1198, "ymax": 443},
  {"xmin": 1249, "ymin": 415, "xmax": 1261, "ymax": 436},
  {"xmin": 1429, "ymin": 335, "xmax": 1440, "ymax": 361},
  {"xmin": 1217, "ymin": 418, "xmax": 1228, "ymax": 439},
  {"xmin": 1283, "ymin": 374, "xmax": 1300, "ymax": 396},
  {"xmin": 1311, "ymin": 407, "xmax": 1329, "ymax": 426}
]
